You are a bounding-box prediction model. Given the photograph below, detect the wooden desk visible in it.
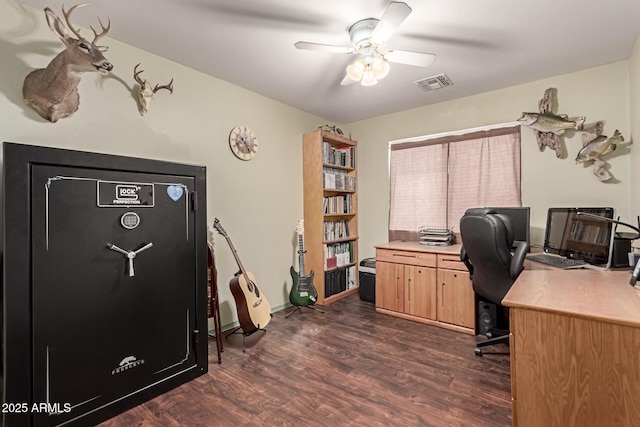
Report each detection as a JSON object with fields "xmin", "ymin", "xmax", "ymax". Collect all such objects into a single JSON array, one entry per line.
[{"xmin": 503, "ymin": 269, "xmax": 640, "ymax": 426}]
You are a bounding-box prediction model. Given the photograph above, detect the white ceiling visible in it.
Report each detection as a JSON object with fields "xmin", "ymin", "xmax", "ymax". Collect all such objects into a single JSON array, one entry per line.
[{"xmin": 18, "ymin": 0, "xmax": 640, "ymax": 123}]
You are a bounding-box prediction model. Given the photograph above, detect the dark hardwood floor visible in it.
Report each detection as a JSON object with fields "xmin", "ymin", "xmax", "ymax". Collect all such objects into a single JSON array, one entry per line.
[{"xmin": 100, "ymin": 295, "xmax": 512, "ymax": 427}]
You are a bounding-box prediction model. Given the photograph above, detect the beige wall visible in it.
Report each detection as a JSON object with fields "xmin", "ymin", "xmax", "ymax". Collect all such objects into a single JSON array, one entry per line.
[
  {"xmin": 1, "ymin": 1, "xmax": 324, "ymax": 328},
  {"xmin": 348, "ymin": 61, "xmax": 633, "ymax": 259}
]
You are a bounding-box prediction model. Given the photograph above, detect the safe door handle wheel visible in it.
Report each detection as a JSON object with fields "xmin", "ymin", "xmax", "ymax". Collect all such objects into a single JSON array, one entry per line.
[{"xmin": 107, "ymin": 242, "xmax": 153, "ymax": 277}]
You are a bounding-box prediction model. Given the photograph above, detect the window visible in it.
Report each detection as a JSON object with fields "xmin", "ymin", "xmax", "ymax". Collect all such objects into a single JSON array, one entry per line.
[{"xmin": 389, "ymin": 125, "xmax": 521, "ymax": 241}]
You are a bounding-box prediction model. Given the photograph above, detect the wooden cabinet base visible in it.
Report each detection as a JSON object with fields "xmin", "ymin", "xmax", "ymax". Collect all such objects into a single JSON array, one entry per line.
[
  {"xmin": 376, "ymin": 307, "xmax": 475, "ymax": 335},
  {"xmin": 322, "ymin": 287, "xmax": 359, "ymax": 305}
]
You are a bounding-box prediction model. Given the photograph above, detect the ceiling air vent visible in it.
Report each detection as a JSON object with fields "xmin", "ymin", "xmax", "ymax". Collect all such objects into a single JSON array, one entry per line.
[{"xmin": 414, "ymin": 73, "xmax": 454, "ymax": 91}]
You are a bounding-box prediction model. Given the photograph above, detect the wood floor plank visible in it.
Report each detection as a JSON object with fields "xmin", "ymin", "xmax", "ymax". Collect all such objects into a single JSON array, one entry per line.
[{"xmin": 99, "ymin": 295, "xmax": 512, "ymax": 426}]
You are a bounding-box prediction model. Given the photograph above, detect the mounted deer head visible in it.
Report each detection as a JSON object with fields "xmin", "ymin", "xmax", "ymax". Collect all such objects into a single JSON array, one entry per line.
[
  {"xmin": 133, "ymin": 63, "xmax": 174, "ymax": 115},
  {"xmin": 22, "ymin": 4, "xmax": 113, "ymax": 123}
]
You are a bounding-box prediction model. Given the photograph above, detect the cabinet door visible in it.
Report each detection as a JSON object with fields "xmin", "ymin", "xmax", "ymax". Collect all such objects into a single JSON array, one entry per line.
[
  {"xmin": 437, "ymin": 269, "xmax": 475, "ymax": 328},
  {"xmin": 376, "ymin": 261, "xmax": 404, "ymax": 312},
  {"xmin": 404, "ymin": 265, "xmax": 436, "ymax": 319}
]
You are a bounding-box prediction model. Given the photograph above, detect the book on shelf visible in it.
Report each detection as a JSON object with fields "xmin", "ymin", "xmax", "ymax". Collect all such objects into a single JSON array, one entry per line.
[
  {"xmin": 323, "ymin": 172, "xmax": 336, "ymax": 190},
  {"xmin": 338, "ymin": 268, "xmax": 346, "ymax": 293},
  {"xmin": 324, "ymin": 220, "xmax": 350, "ymax": 240},
  {"xmin": 323, "ymin": 194, "xmax": 353, "ymax": 214},
  {"xmin": 347, "ymin": 266, "xmax": 356, "ymax": 290},
  {"xmin": 348, "ymin": 241, "xmax": 355, "ymax": 262},
  {"xmin": 322, "ymin": 167, "xmax": 356, "ymax": 191},
  {"xmin": 323, "ymin": 266, "xmax": 353, "ymax": 298},
  {"xmin": 325, "ymin": 256, "xmax": 338, "ymax": 270},
  {"xmin": 323, "ymin": 142, "xmax": 355, "ymax": 168},
  {"xmin": 324, "ymin": 241, "xmax": 354, "ymax": 268}
]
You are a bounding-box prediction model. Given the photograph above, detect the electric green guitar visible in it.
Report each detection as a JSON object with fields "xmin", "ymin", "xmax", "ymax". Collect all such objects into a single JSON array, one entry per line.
[{"xmin": 289, "ymin": 220, "xmax": 318, "ymax": 306}]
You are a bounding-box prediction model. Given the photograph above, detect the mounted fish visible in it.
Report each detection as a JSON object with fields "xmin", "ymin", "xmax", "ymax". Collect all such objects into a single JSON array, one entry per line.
[
  {"xmin": 575, "ymin": 130, "xmax": 622, "ymax": 181},
  {"xmin": 518, "ymin": 112, "xmax": 586, "ymax": 136},
  {"xmin": 517, "ymin": 88, "xmax": 585, "ymax": 158}
]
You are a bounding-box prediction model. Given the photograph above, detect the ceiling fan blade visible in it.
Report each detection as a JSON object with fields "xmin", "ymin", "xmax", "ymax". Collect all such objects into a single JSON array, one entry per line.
[
  {"xmin": 370, "ymin": 2, "xmax": 412, "ymax": 45},
  {"xmin": 384, "ymin": 50, "xmax": 436, "ymax": 67},
  {"xmin": 294, "ymin": 41, "xmax": 355, "ymax": 54}
]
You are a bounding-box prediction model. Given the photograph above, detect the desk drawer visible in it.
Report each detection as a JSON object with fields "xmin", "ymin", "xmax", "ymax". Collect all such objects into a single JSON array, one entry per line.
[
  {"xmin": 437, "ymin": 254, "xmax": 466, "ymax": 271},
  {"xmin": 376, "ymin": 249, "xmax": 436, "ymax": 267}
]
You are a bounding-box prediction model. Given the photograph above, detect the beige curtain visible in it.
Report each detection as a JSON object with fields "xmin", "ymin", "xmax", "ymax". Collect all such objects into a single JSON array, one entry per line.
[{"xmin": 389, "ymin": 126, "xmax": 521, "ymax": 241}]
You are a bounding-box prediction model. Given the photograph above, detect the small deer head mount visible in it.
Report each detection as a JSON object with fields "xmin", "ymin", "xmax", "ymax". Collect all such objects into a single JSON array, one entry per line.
[
  {"xmin": 22, "ymin": 4, "xmax": 113, "ymax": 123},
  {"xmin": 133, "ymin": 63, "xmax": 174, "ymax": 115}
]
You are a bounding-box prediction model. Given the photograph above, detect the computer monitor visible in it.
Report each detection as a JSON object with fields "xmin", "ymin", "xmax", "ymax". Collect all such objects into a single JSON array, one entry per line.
[
  {"xmin": 487, "ymin": 206, "xmax": 531, "ymax": 251},
  {"xmin": 544, "ymin": 207, "xmax": 615, "ymax": 265}
]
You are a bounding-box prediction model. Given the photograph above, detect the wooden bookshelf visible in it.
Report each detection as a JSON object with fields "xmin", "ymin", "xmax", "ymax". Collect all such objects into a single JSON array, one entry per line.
[{"xmin": 303, "ymin": 130, "xmax": 358, "ymax": 305}]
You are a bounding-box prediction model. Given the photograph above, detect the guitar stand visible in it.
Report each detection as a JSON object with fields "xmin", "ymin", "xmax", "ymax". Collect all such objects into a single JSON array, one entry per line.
[
  {"xmin": 207, "ymin": 242, "xmax": 223, "ymax": 363},
  {"xmin": 225, "ymin": 326, "xmax": 267, "ymax": 353},
  {"xmin": 285, "ymin": 304, "xmax": 325, "ymax": 318}
]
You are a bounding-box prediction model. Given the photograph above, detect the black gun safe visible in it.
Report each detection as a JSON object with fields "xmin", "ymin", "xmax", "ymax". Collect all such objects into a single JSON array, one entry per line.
[{"xmin": 1, "ymin": 142, "xmax": 208, "ymax": 426}]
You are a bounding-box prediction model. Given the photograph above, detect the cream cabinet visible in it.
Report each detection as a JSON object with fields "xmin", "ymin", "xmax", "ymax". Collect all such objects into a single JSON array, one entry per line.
[
  {"xmin": 375, "ymin": 242, "xmax": 476, "ymax": 335},
  {"xmin": 376, "ymin": 261, "xmax": 403, "ymax": 312},
  {"xmin": 437, "ymin": 266, "xmax": 475, "ymax": 329},
  {"xmin": 376, "ymin": 262, "xmax": 437, "ymax": 319}
]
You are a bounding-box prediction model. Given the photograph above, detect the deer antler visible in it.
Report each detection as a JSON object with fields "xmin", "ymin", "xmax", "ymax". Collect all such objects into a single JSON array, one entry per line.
[
  {"xmin": 133, "ymin": 63, "xmax": 174, "ymax": 115},
  {"xmin": 133, "ymin": 63, "xmax": 147, "ymax": 88},
  {"xmin": 62, "ymin": 3, "xmax": 110, "ymax": 44},
  {"xmin": 61, "ymin": 3, "xmax": 87, "ymax": 39},
  {"xmin": 153, "ymin": 78, "xmax": 174, "ymax": 94},
  {"xmin": 90, "ymin": 16, "xmax": 111, "ymax": 44}
]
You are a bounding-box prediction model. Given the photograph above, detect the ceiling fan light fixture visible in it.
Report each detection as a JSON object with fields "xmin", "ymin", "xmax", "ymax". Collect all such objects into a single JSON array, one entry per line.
[
  {"xmin": 361, "ymin": 65, "xmax": 378, "ymax": 86},
  {"xmin": 347, "ymin": 60, "xmax": 365, "ymax": 81},
  {"xmin": 346, "ymin": 56, "xmax": 389, "ymax": 86},
  {"xmin": 371, "ymin": 57, "xmax": 390, "ymax": 80}
]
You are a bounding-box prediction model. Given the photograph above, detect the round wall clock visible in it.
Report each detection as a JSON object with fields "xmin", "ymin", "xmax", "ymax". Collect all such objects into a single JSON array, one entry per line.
[{"xmin": 229, "ymin": 125, "xmax": 259, "ymax": 161}]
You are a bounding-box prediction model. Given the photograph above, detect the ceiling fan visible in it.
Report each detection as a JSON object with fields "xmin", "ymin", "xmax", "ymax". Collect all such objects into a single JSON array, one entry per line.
[{"xmin": 294, "ymin": 2, "xmax": 436, "ymax": 86}]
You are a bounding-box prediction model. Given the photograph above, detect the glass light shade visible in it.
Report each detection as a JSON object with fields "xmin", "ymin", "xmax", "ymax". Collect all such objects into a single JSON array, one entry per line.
[
  {"xmin": 346, "ymin": 60, "xmax": 365, "ymax": 81},
  {"xmin": 361, "ymin": 66, "xmax": 378, "ymax": 86},
  {"xmin": 371, "ymin": 58, "xmax": 390, "ymax": 80}
]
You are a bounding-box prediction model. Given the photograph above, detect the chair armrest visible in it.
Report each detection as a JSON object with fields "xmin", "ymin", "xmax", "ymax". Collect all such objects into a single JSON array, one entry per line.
[
  {"xmin": 510, "ymin": 242, "xmax": 529, "ymax": 278},
  {"xmin": 460, "ymin": 247, "xmax": 474, "ymax": 277}
]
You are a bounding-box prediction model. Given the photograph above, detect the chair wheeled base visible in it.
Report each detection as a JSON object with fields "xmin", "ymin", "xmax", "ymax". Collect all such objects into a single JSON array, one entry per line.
[{"xmin": 474, "ymin": 333, "xmax": 509, "ymax": 357}]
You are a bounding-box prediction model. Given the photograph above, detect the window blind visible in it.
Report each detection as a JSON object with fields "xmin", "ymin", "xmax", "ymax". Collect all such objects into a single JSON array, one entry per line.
[{"xmin": 389, "ymin": 125, "xmax": 521, "ymax": 241}]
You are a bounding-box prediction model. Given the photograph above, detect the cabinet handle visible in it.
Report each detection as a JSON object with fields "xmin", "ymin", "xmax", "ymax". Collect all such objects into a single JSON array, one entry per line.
[
  {"xmin": 393, "ymin": 253, "xmax": 417, "ymax": 258},
  {"xmin": 441, "ymin": 283, "xmax": 445, "ymax": 307},
  {"xmin": 407, "ymin": 277, "xmax": 411, "ymax": 301}
]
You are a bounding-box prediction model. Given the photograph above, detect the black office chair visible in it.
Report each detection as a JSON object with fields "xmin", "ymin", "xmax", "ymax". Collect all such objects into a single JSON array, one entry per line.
[{"xmin": 459, "ymin": 208, "xmax": 529, "ymax": 356}]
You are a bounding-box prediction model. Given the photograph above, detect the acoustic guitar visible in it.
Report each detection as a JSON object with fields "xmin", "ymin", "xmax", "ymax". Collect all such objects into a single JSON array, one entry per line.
[
  {"xmin": 289, "ymin": 220, "xmax": 318, "ymax": 306},
  {"xmin": 213, "ymin": 218, "xmax": 271, "ymax": 332}
]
